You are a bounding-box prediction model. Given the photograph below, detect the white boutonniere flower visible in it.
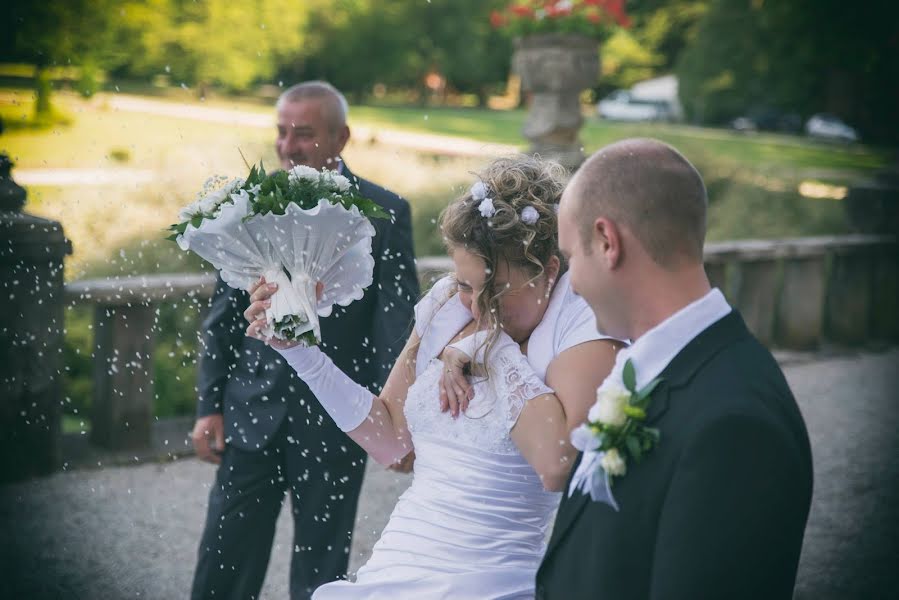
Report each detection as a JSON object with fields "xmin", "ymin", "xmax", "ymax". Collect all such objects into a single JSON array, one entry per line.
[
  {"xmin": 591, "ymin": 384, "xmax": 630, "ymax": 427},
  {"xmin": 569, "ymin": 358, "xmax": 663, "ymax": 510}
]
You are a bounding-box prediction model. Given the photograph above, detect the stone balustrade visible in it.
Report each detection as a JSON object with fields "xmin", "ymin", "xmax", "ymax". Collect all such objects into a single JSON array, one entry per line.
[{"xmin": 63, "ymin": 235, "xmax": 896, "ymax": 451}]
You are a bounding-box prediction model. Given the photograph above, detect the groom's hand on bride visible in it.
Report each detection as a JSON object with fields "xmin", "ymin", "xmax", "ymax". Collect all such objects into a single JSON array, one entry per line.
[
  {"xmin": 244, "ymin": 276, "xmax": 324, "ymax": 350},
  {"xmin": 439, "ymin": 346, "xmax": 474, "ymax": 418},
  {"xmin": 192, "ymin": 414, "xmax": 225, "ymax": 464}
]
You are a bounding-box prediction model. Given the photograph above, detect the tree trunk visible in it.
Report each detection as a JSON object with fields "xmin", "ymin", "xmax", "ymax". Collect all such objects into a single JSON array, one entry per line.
[{"xmin": 34, "ymin": 65, "xmax": 52, "ymax": 118}]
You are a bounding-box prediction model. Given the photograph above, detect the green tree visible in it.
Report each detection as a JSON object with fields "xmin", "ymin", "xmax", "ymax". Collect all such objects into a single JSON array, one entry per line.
[
  {"xmin": 677, "ymin": 0, "xmax": 899, "ymax": 141},
  {"xmin": 284, "ymin": 0, "xmax": 510, "ymax": 106},
  {"xmin": 598, "ymin": 0, "xmax": 708, "ymax": 96},
  {"xmin": 3, "ymin": 0, "xmax": 115, "ymax": 116}
]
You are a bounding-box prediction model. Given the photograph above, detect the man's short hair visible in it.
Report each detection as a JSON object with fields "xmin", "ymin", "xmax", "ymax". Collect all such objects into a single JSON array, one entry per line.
[
  {"xmin": 572, "ymin": 138, "xmax": 707, "ymax": 268},
  {"xmin": 276, "ymin": 81, "xmax": 349, "ymax": 134}
]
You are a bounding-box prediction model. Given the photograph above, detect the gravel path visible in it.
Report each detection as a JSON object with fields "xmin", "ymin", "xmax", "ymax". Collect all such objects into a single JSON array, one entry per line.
[{"xmin": 2, "ymin": 349, "xmax": 897, "ymax": 599}]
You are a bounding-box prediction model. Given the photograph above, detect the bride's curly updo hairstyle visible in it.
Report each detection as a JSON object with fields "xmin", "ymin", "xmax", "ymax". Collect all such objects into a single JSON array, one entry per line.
[{"xmin": 438, "ymin": 155, "xmax": 567, "ymax": 364}]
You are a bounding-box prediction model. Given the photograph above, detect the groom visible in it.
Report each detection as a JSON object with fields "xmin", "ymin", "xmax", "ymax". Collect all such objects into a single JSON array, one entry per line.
[
  {"xmin": 190, "ymin": 81, "xmax": 419, "ymax": 599},
  {"xmin": 539, "ymin": 139, "xmax": 813, "ymax": 599}
]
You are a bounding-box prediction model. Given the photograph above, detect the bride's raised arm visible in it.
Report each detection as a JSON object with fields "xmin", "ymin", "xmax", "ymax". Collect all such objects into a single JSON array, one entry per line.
[{"xmin": 244, "ymin": 278, "xmax": 416, "ymax": 467}]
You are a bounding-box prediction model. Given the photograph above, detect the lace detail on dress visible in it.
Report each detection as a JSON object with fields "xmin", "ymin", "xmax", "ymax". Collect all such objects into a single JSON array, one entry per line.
[
  {"xmin": 491, "ymin": 347, "xmax": 554, "ymax": 430},
  {"xmin": 404, "ymin": 349, "xmax": 553, "ymax": 455}
]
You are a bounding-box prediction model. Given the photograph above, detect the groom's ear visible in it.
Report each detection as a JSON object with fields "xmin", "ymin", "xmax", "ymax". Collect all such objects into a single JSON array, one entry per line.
[{"xmin": 593, "ymin": 217, "xmax": 622, "ymax": 270}]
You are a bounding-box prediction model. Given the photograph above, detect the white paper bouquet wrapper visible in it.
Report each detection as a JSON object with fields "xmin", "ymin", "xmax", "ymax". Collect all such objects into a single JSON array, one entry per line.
[{"xmin": 176, "ymin": 194, "xmax": 376, "ymax": 343}]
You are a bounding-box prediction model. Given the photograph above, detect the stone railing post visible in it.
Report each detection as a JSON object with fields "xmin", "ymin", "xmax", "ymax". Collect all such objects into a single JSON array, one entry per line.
[
  {"xmin": 777, "ymin": 253, "xmax": 827, "ymax": 349},
  {"xmin": 825, "ymin": 238, "xmax": 878, "ymax": 345},
  {"xmin": 65, "ymin": 273, "xmax": 217, "ymax": 451},
  {"xmin": 91, "ymin": 302, "xmax": 157, "ymax": 450}
]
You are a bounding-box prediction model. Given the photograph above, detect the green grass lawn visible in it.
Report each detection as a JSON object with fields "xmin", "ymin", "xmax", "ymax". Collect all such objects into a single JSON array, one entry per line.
[
  {"xmin": 352, "ymin": 104, "xmax": 891, "ymax": 181},
  {"xmin": 2, "ymin": 87, "xmax": 893, "ymax": 271}
]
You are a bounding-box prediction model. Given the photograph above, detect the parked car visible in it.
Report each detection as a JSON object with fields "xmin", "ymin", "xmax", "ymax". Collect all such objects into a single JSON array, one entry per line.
[
  {"xmin": 596, "ymin": 90, "xmax": 672, "ymax": 122},
  {"xmin": 729, "ymin": 108, "xmax": 802, "ymax": 134},
  {"xmin": 805, "ymin": 113, "xmax": 859, "ymax": 143}
]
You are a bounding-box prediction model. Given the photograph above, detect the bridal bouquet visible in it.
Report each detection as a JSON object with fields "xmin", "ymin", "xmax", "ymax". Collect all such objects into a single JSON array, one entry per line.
[{"xmin": 168, "ymin": 163, "xmax": 388, "ymax": 346}]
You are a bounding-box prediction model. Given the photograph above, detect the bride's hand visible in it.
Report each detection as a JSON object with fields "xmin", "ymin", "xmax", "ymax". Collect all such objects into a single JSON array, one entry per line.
[
  {"xmin": 439, "ymin": 345, "xmax": 474, "ymax": 418},
  {"xmin": 243, "ymin": 276, "xmax": 323, "ymax": 350}
]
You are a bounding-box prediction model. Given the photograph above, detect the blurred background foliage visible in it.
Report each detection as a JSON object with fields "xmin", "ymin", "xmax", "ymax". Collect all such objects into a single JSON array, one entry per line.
[{"xmin": 2, "ymin": 0, "xmax": 897, "ymax": 140}]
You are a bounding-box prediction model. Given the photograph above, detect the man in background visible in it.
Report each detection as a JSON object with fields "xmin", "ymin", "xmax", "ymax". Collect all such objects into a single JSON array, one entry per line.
[{"xmin": 190, "ymin": 81, "xmax": 419, "ymax": 600}]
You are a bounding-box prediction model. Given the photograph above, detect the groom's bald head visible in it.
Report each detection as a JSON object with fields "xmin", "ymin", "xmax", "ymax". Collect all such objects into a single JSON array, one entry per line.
[{"xmin": 568, "ymin": 138, "xmax": 707, "ymax": 268}]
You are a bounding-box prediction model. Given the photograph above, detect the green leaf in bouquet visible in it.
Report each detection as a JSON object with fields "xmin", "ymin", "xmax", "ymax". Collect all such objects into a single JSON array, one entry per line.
[
  {"xmin": 623, "ymin": 358, "xmax": 637, "ymax": 393},
  {"xmin": 272, "ymin": 185, "xmax": 289, "ymax": 215},
  {"xmin": 244, "ymin": 164, "xmax": 259, "ymax": 188},
  {"xmin": 165, "ymin": 215, "xmax": 205, "ymax": 242}
]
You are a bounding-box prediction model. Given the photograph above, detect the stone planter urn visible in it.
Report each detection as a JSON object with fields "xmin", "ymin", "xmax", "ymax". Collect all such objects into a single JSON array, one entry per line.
[{"xmin": 514, "ymin": 33, "xmax": 599, "ymax": 170}]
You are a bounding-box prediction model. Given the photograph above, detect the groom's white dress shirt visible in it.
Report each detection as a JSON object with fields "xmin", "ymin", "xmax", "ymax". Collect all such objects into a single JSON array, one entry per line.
[
  {"xmin": 614, "ymin": 288, "xmax": 732, "ymax": 390},
  {"xmin": 569, "ymin": 288, "xmax": 732, "ymax": 498}
]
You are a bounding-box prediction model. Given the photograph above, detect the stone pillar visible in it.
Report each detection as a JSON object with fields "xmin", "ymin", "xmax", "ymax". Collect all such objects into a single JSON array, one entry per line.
[
  {"xmin": 91, "ymin": 303, "xmax": 156, "ymax": 450},
  {"xmin": 776, "ymin": 256, "xmax": 827, "ymax": 349},
  {"xmin": 735, "ymin": 259, "xmax": 781, "ymax": 347},
  {"xmin": 0, "ymin": 153, "xmax": 71, "ymax": 483},
  {"xmin": 870, "ymin": 248, "xmax": 899, "ymax": 342},
  {"xmin": 514, "ymin": 34, "xmax": 598, "ymax": 171},
  {"xmin": 826, "ymin": 247, "xmax": 874, "ymax": 345}
]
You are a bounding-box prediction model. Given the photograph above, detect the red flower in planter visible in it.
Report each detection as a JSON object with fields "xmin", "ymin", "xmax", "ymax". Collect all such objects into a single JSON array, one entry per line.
[{"xmin": 490, "ymin": 0, "xmax": 630, "ymax": 38}]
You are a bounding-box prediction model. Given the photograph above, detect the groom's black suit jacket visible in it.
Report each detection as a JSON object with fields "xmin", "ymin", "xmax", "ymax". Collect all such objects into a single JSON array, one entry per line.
[
  {"xmin": 536, "ymin": 311, "xmax": 813, "ymax": 600},
  {"xmin": 196, "ymin": 163, "xmax": 419, "ymax": 449}
]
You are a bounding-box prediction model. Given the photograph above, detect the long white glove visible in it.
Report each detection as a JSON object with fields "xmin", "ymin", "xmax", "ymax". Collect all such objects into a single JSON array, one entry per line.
[{"xmin": 275, "ymin": 344, "xmax": 374, "ymax": 432}]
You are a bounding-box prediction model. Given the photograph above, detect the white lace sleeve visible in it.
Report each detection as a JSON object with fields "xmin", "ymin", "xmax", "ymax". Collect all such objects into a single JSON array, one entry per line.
[{"xmin": 491, "ymin": 345, "xmax": 554, "ymax": 431}]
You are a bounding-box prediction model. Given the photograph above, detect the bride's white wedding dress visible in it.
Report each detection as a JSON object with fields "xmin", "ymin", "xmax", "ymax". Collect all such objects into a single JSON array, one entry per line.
[
  {"xmin": 313, "ymin": 274, "xmax": 608, "ymax": 599},
  {"xmin": 314, "ymin": 355, "xmax": 559, "ymax": 600}
]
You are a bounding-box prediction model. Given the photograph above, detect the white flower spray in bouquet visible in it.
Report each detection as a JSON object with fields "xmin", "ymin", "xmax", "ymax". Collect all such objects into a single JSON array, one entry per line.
[{"xmin": 168, "ymin": 163, "xmax": 388, "ymax": 346}]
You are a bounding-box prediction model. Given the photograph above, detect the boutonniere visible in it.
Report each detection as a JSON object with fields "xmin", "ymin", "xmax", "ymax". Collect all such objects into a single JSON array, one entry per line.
[{"xmin": 569, "ymin": 358, "xmax": 662, "ymax": 509}]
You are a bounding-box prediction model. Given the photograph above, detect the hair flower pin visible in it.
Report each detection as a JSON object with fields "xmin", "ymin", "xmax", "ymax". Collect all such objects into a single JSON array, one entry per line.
[
  {"xmin": 478, "ymin": 197, "xmax": 496, "ymax": 218},
  {"xmin": 520, "ymin": 206, "xmax": 539, "ymax": 225},
  {"xmin": 471, "ymin": 181, "xmax": 496, "ymax": 218},
  {"xmin": 470, "ymin": 181, "xmax": 488, "ymax": 201}
]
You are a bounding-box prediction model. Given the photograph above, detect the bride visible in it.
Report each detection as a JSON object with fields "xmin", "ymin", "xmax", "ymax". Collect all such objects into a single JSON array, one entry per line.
[{"xmin": 244, "ymin": 156, "xmax": 619, "ymax": 599}]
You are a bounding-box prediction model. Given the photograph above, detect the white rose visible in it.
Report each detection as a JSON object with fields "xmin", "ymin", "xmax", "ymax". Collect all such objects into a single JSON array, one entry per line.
[
  {"xmin": 601, "ymin": 448, "xmax": 627, "ymax": 477},
  {"xmin": 332, "ymin": 174, "xmax": 351, "ymax": 192},
  {"xmin": 592, "ymin": 384, "xmax": 630, "ymax": 427},
  {"xmin": 570, "ymin": 424, "xmax": 600, "ymax": 452},
  {"xmin": 288, "ymin": 165, "xmax": 320, "ymax": 183}
]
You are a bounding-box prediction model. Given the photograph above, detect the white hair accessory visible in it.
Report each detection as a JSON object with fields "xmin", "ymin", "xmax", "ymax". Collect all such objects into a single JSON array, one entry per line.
[
  {"xmin": 470, "ymin": 181, "xmax": 489, "ymax": 201},
  {"xmin": 478, "ymin": 197, "xmax": 496, "ymax": 218},
  {"xmin": 520, "ymin": 206, "xmax": 539, "ymax": 225},
  {"xmin": 470, "ymin": 181, "xmax": 496, "ymax": 218}
]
